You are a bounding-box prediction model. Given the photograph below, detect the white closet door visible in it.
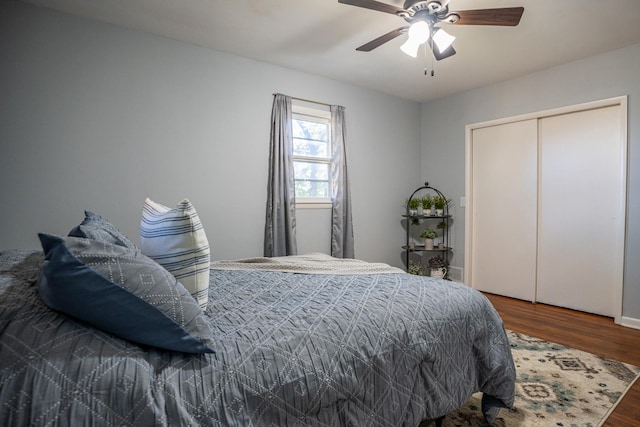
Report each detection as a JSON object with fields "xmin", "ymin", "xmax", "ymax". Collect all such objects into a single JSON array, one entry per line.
[
  {"xmin": 470, "ymin": 119, "xmax": 538, "ymax": 300},
  {"xmin": 537, "ymin": 105, "xmax": 624, "ymax": 316}
]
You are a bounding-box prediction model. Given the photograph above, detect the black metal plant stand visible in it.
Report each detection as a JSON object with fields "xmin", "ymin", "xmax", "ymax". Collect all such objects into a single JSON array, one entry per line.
[{"xmin": 403, "ymin": 182, "xmax": 451, "ymax": 277}]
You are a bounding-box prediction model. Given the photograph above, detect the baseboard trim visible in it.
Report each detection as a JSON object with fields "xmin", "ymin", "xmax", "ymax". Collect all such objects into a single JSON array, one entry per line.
[
  {"xmin": 621, "ymin": 316, "xmax": 640, "ymax": 330},
  {"xmin": 448, "ymin": 266, "xmax": 463, "ymax": 282}
]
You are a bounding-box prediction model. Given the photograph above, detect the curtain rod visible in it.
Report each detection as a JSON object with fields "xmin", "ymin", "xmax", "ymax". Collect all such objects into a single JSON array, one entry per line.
[{"xmin": 272, "ymin": 93, "xmax": 343, "ymax": 109}]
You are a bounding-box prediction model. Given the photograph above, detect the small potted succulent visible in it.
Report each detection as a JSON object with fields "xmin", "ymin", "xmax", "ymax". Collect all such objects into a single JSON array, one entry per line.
[
  {"xmin": 419, "ymin": 229, "xmax": 438, "ymax": 250},
  {"xmin": 433, "ymin": 196, "xmax": 449, "ymax": 216},
  {"xmin": 421, "ymin": 196, "xmax": 433, "ymax": 216},
  {"xmin": 408, "ymin": 261, "xmax": 426, "ymax": 276},
  {"xmin": 406, "ymin": 198, "xmax": 420, "ymax": 216}
]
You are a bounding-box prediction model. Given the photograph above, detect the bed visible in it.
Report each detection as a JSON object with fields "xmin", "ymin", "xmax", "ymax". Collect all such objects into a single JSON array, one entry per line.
[
  {"xmin": 0, "ymin": 247, "xmax": 515, "ymax": 426},
  {"xmin": 0, "ymin": 202, "xmax": 514, "ymax": 426}
]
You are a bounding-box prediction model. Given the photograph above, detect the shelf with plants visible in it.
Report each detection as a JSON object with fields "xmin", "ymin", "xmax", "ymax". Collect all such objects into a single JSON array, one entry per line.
[
  {"xmin": 401, "ymin": 245, "xmax": 452, "ymax": 252},
  {"xmin": 403, "ymin": 182, "xmax": 452, "ymax": 279}
]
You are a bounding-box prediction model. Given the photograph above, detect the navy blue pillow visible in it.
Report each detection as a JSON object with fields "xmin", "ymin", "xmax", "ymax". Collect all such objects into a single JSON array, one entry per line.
[
  {"xmin": 69, "ymin": 211, "xmax": 138, "ymax": 250},
  {"xmin": 37, "ymin": 233, "xmax": 214, "ymax": 354}
]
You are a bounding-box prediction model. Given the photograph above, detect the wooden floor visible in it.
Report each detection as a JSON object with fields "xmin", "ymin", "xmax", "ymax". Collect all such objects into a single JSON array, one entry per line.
[{"xmin": 484, "ymin": 293, "xmax": 640, "ymax": 427}]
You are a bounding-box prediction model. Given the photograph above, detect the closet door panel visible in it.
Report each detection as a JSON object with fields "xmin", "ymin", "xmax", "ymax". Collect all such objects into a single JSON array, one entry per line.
[
  {"xmin": 537, "ymin": 105, "xmax": 623, "ymax": 316},
  {"xmin": 470, "ymin": 119, "xmax": 538, "ymax": 300}
]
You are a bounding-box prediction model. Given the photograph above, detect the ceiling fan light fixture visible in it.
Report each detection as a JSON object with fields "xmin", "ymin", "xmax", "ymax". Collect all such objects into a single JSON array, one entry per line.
[
  {"xmin": 400, "ymin": 39, "xmax": 421, "ymax": 57},
  {"xmin": 432, "ymin": 28, "xmax": 455, "ymax": 53},
  {"xmin": 400, "ymin": 20, "xmax": 430, "ymax": 57}
]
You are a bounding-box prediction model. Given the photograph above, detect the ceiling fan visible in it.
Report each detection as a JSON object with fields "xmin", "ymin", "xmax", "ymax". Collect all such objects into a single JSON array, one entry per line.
[{"xmin": 338, "ymin": 0, "xmax": 524, "ymax": 60}]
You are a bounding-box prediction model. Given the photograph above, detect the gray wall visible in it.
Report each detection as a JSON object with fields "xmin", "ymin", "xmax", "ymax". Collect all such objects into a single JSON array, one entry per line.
[
  {"xmin": 420, "ymin": 43, "xmax": 640, "ymax": 319},
  {"xmin": 5, "ymin": 2, "xmax": 635, "ymax": 315},
  {"xmin": 0, "ymin": 1, "xmax": 421, "ymax": 268}
]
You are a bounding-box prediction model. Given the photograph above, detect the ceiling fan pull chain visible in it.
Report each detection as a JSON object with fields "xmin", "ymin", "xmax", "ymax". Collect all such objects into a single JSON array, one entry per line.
[
  {"xmin": 423, "ymin": 41, "xmax": 435, "ymax": 77},
  {"xmin": 423, "ymin": 43, "xmax": 427, "ymax": 75},
  {"xmin": 424, "ymin": 43, "xmax": 430, "ymax": 76},
  {"xmin": 431, "ymin": 48, "xmax": 435, "ymax": 77}
]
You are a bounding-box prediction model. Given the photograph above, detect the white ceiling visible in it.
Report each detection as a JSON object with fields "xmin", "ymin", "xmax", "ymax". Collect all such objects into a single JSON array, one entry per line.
[{"xmin": 20, "ymin": 0, "xmax": 640, "ymax": 103}]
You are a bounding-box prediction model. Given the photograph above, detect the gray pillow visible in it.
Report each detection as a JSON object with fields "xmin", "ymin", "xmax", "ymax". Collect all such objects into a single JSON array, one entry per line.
[
  {"xmin": 37, "ymin": 233, "xmax": 214, "ymax": 354},
  {"xmin": 69, "ymin": 211, "xmax": 137, "ymax": 250}
]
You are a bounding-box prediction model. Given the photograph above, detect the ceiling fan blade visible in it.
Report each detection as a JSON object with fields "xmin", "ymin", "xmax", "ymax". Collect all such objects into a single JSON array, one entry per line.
[
  {"xmin": 432, "ymin": 43, "xmax": 456, "ymax": 61},
  {"xmin": 338, "ymin": 0, "xmax": 405, "ymax": 15},
  {"xmin": 451, "ymin": 7, "xmax": 524, "ymax": 26},
  {"xmin": 356, "ymin": 27, "xmax": 407, "ymax": 52}
]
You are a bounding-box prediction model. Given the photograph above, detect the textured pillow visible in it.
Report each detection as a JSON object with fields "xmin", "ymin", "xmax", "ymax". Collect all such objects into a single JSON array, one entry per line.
[
  {"xmin": 69, "ymin": 210, "xmax": 137, "ymax": 250},
  {"xmin": 37, "ymin": 233, "xmax": 214, "ymax": 354},
  {"xmin": 140, "ymin": 198, "xmax": 210, "ymax": 309}
]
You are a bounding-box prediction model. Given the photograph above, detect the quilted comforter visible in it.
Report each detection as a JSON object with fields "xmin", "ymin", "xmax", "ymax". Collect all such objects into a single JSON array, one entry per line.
[{"xmin": 0, "ymin": 249, "xmax": 515, "ymax": 426}]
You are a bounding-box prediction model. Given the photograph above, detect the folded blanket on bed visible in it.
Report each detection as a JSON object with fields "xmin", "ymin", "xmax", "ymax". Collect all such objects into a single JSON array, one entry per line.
[{"xmin": 210, "ymin": 252, "xmax": 404, "ymax": 275}]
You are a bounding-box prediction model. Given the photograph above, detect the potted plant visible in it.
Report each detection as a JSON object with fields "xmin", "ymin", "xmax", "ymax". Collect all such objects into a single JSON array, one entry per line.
[
  {"xmin": 421, "ymin": 196, "xmax": 433, "ymax": 216},
  {"xmin": 408, "ymin": 261, "xmax": 425, "ymax": 276},
  {"xmin": 428, "ymin": 255, "xmax": 448, "ymax": 279},
  {"xmin": 433, "ymin": 196, "xmax": 450, "ymax": 216},
  {"xmin": 428, "ymin": 255, "xmax": 447, "ymax": 268},
  {"xmin": 406, "ymin": 198, "xmax": 420, "ymax": 216},
  {"xmin": 420, "ymin": 229, "xmax": 437, "ymax": 250}
]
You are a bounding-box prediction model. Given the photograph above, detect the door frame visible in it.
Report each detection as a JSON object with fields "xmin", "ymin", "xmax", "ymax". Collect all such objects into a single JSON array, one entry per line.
[{"xmin": 464, "ymin": 96, "xmax": 628, "ymax": 324}]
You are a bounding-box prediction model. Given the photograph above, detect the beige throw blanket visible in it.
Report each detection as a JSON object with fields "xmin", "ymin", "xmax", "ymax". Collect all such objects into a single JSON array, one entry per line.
[{"xmin": 210, "ymin": 252, "xmax": 404, "ymax": 275}]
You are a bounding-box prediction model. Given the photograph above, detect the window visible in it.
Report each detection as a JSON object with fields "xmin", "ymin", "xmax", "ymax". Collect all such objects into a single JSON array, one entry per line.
[{"xmin": 292, "ymin": 105, "xmax": 332, "ymax": 206}]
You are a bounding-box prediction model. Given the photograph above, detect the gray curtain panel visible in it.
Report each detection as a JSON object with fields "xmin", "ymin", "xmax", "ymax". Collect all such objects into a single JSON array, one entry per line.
[
  {"xmin": 264, "ymin": 94, "xmax": 298, "ymax": 257},
  {"xmin": 330, "ymin": 105, "xmax": 355, "ymax": 258}
]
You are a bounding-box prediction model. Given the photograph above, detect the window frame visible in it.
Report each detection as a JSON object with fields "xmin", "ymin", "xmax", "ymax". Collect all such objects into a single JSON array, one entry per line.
[{"xmin": 291, "ymin": 104, "xmax": 333, "ymax": 209}]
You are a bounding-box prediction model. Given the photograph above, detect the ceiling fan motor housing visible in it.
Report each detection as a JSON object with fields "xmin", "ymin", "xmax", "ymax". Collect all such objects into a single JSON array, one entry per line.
[{"xmin": 399, "ymin": 1, "xmax": 457, "ymax": 25}]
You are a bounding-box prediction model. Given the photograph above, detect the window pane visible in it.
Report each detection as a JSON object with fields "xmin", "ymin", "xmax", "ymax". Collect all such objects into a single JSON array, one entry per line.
[
  {"xmin": 293, "ymin": 138, "xmax": 329, "ymax": 158},
  {"xmin": 294, "ymin": 161, "xmax": 329, "ymax": 198},
  {"xmin": 295, "ymin": 181, "xmax": 329, "ymax": 199},
  {"xmin": 294, "ymin": 161, "xmax": 328, "ymax": 180},
  {"xmin": 292, "ymin": 118, "xmax": 329, "ymax": 158},
  {"xmin": 292, "ymin": 118, "xmax": 328, "ymax": 141}
]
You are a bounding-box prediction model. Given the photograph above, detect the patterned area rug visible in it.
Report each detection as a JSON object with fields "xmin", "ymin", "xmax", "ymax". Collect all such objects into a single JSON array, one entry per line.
[{"xmin": 440, "ymin": 330, "xmax": 640, "ymax": 427}]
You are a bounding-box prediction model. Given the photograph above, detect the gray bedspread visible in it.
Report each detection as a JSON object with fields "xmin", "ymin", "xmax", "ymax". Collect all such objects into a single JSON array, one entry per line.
[{"xmin": 0, "ymin": 249, "xmax": 515, "ymax": 426}]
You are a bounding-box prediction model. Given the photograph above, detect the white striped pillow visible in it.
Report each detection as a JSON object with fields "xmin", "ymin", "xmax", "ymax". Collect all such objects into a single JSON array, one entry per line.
[{"xmin": 140, "ymin": 198, "xmax": 210, "ymax": 309}]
